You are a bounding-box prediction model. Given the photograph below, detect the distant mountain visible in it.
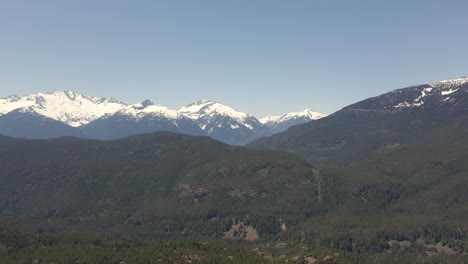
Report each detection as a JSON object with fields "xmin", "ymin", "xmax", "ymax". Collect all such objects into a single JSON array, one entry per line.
[
  {"xmin": 260, "ymin": 109, "xmax": 326, "ymax": 133},
  {"xmin": 0, "ymin": 107, "xmax": 82, "ymax": 138},
  {"xmin": 179, "ymin": 99, "xmax": 273, "ymax": 145},
  {"xmin": 0, "ymin": 92, "xmax": 323, "ymax": 144},
  {"xmin": 82, "ymin": 100, "xmax": 205, "ymax": 140},
  {"xmin": 0, "ymin": 91, "xmax": 125, "ymax": 127},
  {"xmin": 249, "ymin": 76, "xmax": 468, "ymax": 167}
]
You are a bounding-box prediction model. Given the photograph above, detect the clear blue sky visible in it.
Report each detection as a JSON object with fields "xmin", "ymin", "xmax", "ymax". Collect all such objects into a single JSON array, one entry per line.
[{"xmin": 1, "ymin": 0, "xmax": 468, "ymax": 117}]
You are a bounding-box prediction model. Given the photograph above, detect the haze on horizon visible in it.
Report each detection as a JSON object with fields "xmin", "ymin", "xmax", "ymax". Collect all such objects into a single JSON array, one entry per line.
[{"xmin": 1, "ymin": 0, "xmax": 468, "ymax": 117}]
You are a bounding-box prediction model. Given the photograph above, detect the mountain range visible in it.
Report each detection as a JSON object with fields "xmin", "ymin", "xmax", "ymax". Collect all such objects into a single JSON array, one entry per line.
[
  {"xmin": 1, "ymin": 76, "xmax": 468, "ymax": 262},
  {"xmin": 0, "ymin": 91, "xmax": 324, "ymax": 145}
]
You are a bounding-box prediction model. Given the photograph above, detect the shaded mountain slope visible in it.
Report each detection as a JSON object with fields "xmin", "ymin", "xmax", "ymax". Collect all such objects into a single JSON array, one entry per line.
[
  {"xmin": 0, "ymin": 108, "xmax": 83, "ymax": 139},
  {"xmin": 249, "ymin": 77, "xmax": 468, "ymax": 167}
]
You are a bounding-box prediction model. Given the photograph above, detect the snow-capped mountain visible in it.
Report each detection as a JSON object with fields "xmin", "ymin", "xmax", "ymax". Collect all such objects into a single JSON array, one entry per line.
[
  {"xmin": 260, "ymin": 109, "xmax": 326, "ymax": 133},
  {"xmin": 179, "ymin": 99, "xmax": 272, "ymax": 145},
  {"xmin": 0, "ymin": 91, "xmax": 126, "ymax": 127},
  {"xmin": 345, "ymin": 77, "xmax": 468, "ymax": 112},
  {"xmin": 82, "ymin": 100, "xmax": 205, "ymax": 140},
  {"xmin": 0, "ymin": 91, "xmax": 324, "ymax": 144},
  {"xmin": 116, "ymin": 99, "xmax": 180, "ymax": 120}
]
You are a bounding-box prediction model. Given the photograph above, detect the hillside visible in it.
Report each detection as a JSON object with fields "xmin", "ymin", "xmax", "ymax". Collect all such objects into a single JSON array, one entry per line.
[
  {"xmin": 0, "ymin": 132, "xmax": 320, "ymax": 240},
  {"xmin": 0, "ymin": 130, "xmax": 467, "ymax": 261},
  {"xmin": 246, "ymin": 77, "xmax": 468, "ymax": 258}
]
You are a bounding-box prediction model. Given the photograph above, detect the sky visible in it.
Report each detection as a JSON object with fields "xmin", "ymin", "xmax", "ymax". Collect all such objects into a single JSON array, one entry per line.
[{"xmin": 1, "ymin": 0, "xmax": 468, "ymax": 117}]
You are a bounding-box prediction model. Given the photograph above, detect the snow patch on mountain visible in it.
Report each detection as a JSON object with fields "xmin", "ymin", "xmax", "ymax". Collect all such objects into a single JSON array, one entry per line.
[
  {"xmin": 441, "ymin": 88, "xmax": 459, "ymax": 96},
  {"xmin": 393, "ymin": 77, "xmax": 468, "ymax": 109}
]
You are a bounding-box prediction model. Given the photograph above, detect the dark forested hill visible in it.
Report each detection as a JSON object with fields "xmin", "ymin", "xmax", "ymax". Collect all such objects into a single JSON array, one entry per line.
[
  {"xmin": 246, "ymin": 78, "xmax": 468, "ymax": 260},
  {"xmin": 0, "ymin": 132, "xmax": 321, "ymax": 240}
]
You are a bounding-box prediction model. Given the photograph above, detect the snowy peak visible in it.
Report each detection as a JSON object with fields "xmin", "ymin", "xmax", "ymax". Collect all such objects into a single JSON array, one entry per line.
[
  {"xmin": 0, "ymin": 91, "xmax": 126, "ymax": 127},
  {"xmin": 197, "ymin": 99, "xmax": 211, "ymax": 104},
  {"xmin": 140, "ymin": 99, "xmax": 154, "ymax": 108},
  {"xmin": 260, "ymin": 109, "xmax": 326, "ymax": 124},
  {"xmin": 178, "ymin": 99, "xmax": 272, "ymax": 145},
  {"xmin": 116, "ymin": 100, "xmax": 180, "ymax": 120},
  {"xmin": 260, "ymin": 108, "xmax": 326, "ymax": 133},
  {"xmin": 179, "ymin": 99, "xmax": 250, "ymax": 124}
]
